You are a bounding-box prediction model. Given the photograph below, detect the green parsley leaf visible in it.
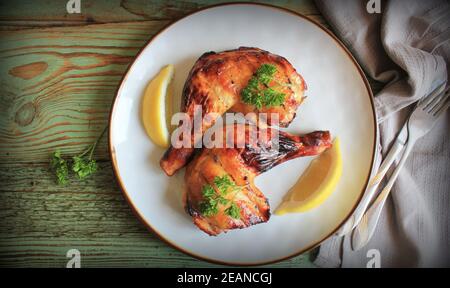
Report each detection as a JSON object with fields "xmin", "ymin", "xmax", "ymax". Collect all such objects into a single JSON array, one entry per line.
[
  {"xmin": 241, "ymin": 78, "xmax": 262, "ymax": 109},
  {"xmin": 219, "ymin": 198, "xmax": 230, "ymax": 205},
  {"xmin": 69, "ymin": 126, "xmax": 106, "ymax": 180},
  {"xmin": 240, "ymin": 64, "xmax": 286, "ymax": 108},
  {"xmin": 256, "ymin": 64, "xmax": 277, "ymax": 85},
  {"xmin": 72, "ymin": 155, "xmax": 97, "ymax": 180},
  {"xmin": 199, "ymin": 175, "xmax": 242, "ymax": 218},
  {"xmin": 247, "ymin": 77, "xmax": 260, "ymax": 90},
  {"xmin": 50, "ymin": 150, "xmax": 69, "ymax": 185},
  {"xmin": 214, "ymin": 175, "xmax": 238, "ymax": 195},
  {"xmin": 225, "ymin": 202, "xmax": 241, "ymax": 219},
  {"xmin": 263, "ymin": 88, "xmax": 285, "ymax": 107},
  {"xmin": 200, "ymin": 184, "xmax": 219, "ymax": 217},
  {"xmin": 202, "ymin": 184, "xmax": 216, "ymax": 198}
]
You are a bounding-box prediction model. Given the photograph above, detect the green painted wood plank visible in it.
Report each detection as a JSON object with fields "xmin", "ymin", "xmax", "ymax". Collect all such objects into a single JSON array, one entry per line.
[
  {"xmin": 0, "ymin": 162, "xmax": 316, "ymax": 267},
  {"xmin": 0, "ymin": 21, "xmax": 167, "ymax": 163},
  {"xmin": 0, "ymin": 0, "xmax": 320, "ymax": 27},
  {"xmin": 0, "ymin": 238, "xmax": 316, "ymax": 268}
]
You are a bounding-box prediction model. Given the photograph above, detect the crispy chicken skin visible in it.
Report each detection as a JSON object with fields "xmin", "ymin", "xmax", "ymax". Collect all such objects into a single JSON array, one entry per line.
[
  {"xmin": 184, "ymin": 124, "xmax": 331, "ymax": 236},
  {"xmin": 161, "ymin": 47, "xmax": 307, "ymax": 176}
]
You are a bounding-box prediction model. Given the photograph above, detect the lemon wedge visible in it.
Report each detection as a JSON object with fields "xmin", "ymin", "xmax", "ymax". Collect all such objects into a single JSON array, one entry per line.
[
  {"xmin": 141, "ymin": 65, "xmax": 174, "ymax": 148},
  {"xmin": 275, "ymin": 137, "xmax": 342, "ymax": 215}
]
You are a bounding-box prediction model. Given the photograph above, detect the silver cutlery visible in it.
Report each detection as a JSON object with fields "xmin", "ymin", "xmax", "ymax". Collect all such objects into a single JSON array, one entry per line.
[
  {"xmin": 337, "ymin": 82, "xmax": 447, "ymax": 237},
  {"xmin": 335, "ymin": 81, "xmax": 448, "ymax": 237},
  {"xmin": 350, "ymin": 83, "xmax": 449, "ymax": 250}
]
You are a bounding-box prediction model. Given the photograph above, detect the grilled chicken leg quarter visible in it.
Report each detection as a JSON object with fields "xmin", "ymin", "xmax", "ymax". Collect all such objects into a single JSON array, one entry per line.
[
  {"xmin": 184, "ymin": 124, "xmax": 331, "ymax": 236},
  {"xmin": 161, "ymin": 47, "xmax": 307, "ymax": 176}
]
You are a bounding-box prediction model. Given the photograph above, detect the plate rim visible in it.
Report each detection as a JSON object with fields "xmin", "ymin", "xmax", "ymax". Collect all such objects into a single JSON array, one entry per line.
[{"xmin": 108, "ymin": 2, "xmax": 378, "ymax": 266}]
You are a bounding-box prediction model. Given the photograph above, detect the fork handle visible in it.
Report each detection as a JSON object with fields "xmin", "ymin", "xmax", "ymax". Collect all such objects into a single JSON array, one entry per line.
[
  {"xmin": 351, "ymin": 139, "xmax": 415, "ymax": 250},
  {"xmin": 336, "ymin": 127, "xmax": 406, "ymax": 236}
]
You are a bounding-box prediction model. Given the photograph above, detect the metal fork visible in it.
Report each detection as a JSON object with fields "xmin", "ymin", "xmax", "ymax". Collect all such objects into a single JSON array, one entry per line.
[
  {"xmin": 336, "ymin": 82, "xmax": 447, "ymax": 237},
  {"xmin": 351, "ymin": 84, "xmax": 450, "ymax": 251}
]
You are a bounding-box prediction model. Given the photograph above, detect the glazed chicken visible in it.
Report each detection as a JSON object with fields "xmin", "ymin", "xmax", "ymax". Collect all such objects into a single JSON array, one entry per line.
[
  {"xmin": 161, "ymin": 47, "xmax": 307, "ymax": 176},
  {"xmin": 184, "ymin": 124, "xmax": 331, "ymax": 236}
]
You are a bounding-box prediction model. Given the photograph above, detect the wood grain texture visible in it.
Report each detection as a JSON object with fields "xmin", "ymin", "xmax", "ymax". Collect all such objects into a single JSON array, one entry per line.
[
  {"xmin": 0, "ymin": 21, "xmax": 167, "ymax": 162},
  {"xmin": 0, "ymin": 162, "xmax": 316, "ymax": 267},
  {"xmin": 0, "ymin": 0, "xmax": 358, "ymax": 268},
  {"xmin": 0, "ymin": 0, "xmax": 321, "ymax": 27}
]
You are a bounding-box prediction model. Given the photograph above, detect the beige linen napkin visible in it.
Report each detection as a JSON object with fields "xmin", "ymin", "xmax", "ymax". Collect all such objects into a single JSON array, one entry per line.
[{"xmin": 314, "ymin": 0, "xmax": 450, "ymax": 267}]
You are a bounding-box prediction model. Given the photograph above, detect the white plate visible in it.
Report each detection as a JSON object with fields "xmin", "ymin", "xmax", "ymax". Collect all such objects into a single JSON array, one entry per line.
[{"xmin": 109, "ymin": 3, "xmax": 376, "ymax": 265}]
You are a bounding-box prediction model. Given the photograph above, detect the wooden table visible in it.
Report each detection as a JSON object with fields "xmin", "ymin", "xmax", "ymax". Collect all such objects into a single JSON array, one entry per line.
[{"xmin": 0, "ymin": 0, "xmax": 376, "ymax": 268}]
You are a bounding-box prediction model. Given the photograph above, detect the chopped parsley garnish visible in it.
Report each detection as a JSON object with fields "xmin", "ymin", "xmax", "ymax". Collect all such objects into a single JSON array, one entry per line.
[
  {"xmin": 199, "ymin": 185, "xmax": 219, "ymax": 217},
  {"xmin": 241, "ymin": 64, "xmax": 286, "ymax": 109},
  {"xmin": 214, "ymin": 175, "xmax": 240, "ymax": 195},
  {"xmin": 225, "ymin": 202, "xmax": 241, "ymax": 219},
  {"xmin": 199, "ymin": 175, "xmax": 242, "ymax": 219}
]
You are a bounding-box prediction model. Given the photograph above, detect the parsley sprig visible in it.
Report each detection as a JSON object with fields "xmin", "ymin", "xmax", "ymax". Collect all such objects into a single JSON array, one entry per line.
[
  {"xmin": 199, "ymin": 175, "xmax": 242, "ymax": 219},
  {"xmin": 241, "ymin": 64, "xmax": 287, "ymax": 109},
  {"xmin": 50, "ymin": 150, "xmax": 69, "ymax": 185},
  {"xmin": 50, "ymin": 126, "xmax": 107, "ymax": 185}
]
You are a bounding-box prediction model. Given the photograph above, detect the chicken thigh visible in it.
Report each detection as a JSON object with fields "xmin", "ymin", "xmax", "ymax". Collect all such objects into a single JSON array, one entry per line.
[
  {"xmin": 184, "ymin": 124, "xmax": 331, "ymax": 236},
  {"xmin": 161, "ymin": 47, "xmax": 307, "ymax": 176}
]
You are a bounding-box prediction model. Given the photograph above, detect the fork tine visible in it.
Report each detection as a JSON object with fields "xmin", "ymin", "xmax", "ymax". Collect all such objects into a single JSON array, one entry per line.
[
  {"xmin": 420, "ymin": 82, "xmax": 447, "ymax": 109},
  {"xmin": 430, "ymin": 88, "xmax": 450, "ymax": 114},
  {"xmin": 435, "ymin": 94, "xmax": 450, "ymax": 117},
  {"xmin": 424, "ymin": 94, "xmax": 443, "ymax": 111}
]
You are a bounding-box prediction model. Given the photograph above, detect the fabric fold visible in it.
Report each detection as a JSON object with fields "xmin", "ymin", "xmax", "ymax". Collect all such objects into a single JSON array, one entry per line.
[{"xmin": 314, "ymin": 0, "xmax": 450, "ymax": 268}]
